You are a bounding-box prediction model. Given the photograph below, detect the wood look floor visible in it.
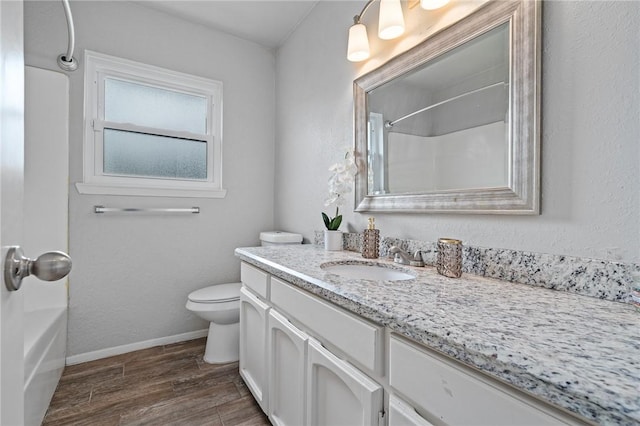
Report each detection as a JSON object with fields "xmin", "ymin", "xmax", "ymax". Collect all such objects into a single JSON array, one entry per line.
[{"xmin": 43, "ymin": 338, "xmax": 270, "ymax": 426}]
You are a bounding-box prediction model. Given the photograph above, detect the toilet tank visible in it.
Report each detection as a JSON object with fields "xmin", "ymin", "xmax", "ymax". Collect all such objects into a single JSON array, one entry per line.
[{"xmin": 260, "ymin": 231, "xmax": 303, "ymax": 246}]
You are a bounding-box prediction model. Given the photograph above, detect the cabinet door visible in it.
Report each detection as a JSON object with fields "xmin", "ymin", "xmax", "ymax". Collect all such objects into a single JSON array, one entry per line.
[
  {"xmin": 239, "ymin": 286, "xmax": 270, "ymax": 413},
  {"xmin": 268, "ymin": 310, "xmax": 308, "ymax": 426},
  {"xmin": 388, "ymin": 394, "xmax": 435, "ymax": 426},
  {"xmin": 306, "ymin": 339, "xmax": 383, "ymax": 426}
]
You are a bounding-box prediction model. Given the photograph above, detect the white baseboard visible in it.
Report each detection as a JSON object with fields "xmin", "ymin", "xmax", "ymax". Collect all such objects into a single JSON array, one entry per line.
[{"xmin": 65, "ymin": 329, "xmax": 208, "ymax": 365}]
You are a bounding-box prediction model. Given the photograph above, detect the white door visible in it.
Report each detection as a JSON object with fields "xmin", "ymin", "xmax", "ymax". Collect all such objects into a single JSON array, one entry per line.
[
  {"xmin": 0, "ymin": 0, "xmax": 26, "ymax": 424},
  {"xmin": 239, "ymin": 286, "xmax": 269, "ymax": 413},
  {"xmin": 306, "ymin": 339, "xmax": 383, "ymax": 426},
  {"xmin": 268, "ymin": 309, "xmax": 308, "ymax": 426}
]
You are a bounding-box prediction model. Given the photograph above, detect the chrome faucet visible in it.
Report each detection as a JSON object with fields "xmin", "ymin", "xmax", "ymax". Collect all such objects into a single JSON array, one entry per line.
[{"xmin": 388, "ymin": 246, "xmax": 424, "ymax": 267}]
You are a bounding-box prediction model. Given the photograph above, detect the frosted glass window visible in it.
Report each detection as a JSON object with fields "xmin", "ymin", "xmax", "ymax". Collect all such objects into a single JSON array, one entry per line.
[
  {"xmin": 82, "ymin": 51, "xmax": 224, "ymax": 198},
  {"xmin": 105, "ymin": 78, "xmax": 207, "ymax": 134},
  {"xmin": 103, "ymin": 129, "xmax": 207, "ymax": 180}
]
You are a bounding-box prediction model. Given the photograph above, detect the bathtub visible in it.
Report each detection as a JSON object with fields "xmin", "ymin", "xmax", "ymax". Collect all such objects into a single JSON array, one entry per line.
[{"xmin": 23, "ymin": 308, "xmax": 67, "ymax": 426}]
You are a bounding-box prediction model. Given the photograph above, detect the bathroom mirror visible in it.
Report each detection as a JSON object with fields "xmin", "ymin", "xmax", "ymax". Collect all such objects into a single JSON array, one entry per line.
[{"xmin": 354, "ymin": 0, "xmax": 540, "ymax": 214}]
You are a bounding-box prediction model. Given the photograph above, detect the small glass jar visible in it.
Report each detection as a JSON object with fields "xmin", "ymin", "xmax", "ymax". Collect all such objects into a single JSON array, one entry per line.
[{"xmin": 437, "ymin": 238, "xmax": 463, "ymax": 278}]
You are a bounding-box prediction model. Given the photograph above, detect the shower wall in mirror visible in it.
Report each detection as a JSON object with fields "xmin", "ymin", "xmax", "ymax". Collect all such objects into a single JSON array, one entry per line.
[
  {"xmin": 354, "ymin": 0, "xmax": 540, "ymax": 214},
  {"xmin": 369, "ymin": 23, "xmax": 509, "ymax": 194}
]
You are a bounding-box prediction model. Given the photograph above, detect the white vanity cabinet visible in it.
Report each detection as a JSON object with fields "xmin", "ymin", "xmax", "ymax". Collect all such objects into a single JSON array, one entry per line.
[
  {"xmin": 239, "ymin": 286, "xmax": 269, "ymax": 413},
  {"xmin": 240, "ymin": 262, "xmax": 384, "ymax": 426},
  {"xmin": 306, "ymin": 339, "xmax": 384, "ymax": 426},
  {"xmin": 238, "ymin": 260, "xmax": 588, "ymax": 426},
  {"xmin": 267, "ymin": 310, "xmax": 308, "ymax": 426}
]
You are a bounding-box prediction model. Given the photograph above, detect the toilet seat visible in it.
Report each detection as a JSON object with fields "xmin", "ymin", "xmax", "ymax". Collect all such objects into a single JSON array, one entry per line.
[{"xmin": 188, "ymin": 282, "xmax": 241, "ymax": 304}]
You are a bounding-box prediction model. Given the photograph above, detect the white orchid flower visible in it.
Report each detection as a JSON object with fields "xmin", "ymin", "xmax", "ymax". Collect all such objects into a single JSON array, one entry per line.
[{"xmin": 322, "ymin": 150, "xmax": 358, "ymax": 230}]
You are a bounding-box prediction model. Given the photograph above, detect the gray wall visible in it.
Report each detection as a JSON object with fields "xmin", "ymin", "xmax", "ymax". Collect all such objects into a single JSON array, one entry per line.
[
  {"xmin": 275, "ymin": 1, "xmax": 639, "ymax": 263},
  {"xmin": 25, "ymin": 1, "xmax": 276, "ymax": 357}
]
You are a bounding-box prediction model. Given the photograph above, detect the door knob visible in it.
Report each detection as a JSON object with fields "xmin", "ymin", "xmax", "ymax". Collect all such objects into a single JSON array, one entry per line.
[{"xmin": 4, "ymin": 246, "xmax": 72, "ymax": 291}]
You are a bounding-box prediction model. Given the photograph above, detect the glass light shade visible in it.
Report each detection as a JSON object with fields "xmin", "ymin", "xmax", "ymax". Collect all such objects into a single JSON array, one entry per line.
[
  {"xmin": 378, "ymin": 0, "xmax": 405, "ymax": 40},
  {"xmin": 420, "ymin": 0, "xmax": 450, "ymax": 10},
  {"xmin": 347, "ymin": 23, "xmax": 370, "ymax": 62}
]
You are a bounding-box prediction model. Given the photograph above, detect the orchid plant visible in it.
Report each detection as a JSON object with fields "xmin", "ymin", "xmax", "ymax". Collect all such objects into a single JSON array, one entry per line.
[{"xmin": 322, "ymin": 150, "xmax": 357, "ymax": 231}]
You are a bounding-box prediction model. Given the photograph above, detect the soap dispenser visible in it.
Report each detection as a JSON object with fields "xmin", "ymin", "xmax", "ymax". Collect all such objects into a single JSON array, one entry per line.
[{"xmin": 362, "ymin": 217, "xmax": 380, "ymax": 259}]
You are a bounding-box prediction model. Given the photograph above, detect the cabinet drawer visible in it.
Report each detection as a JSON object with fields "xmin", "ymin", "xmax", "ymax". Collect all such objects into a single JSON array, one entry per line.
[
  {"xmin": 270, "ymin": 277, "xmax": 383, "ymax": 374},
  {"xmin": 389, "ymin": 335, "xmax": 582, "ymax": 425},
  {"xmin": 241, "ymin": 262, "xmax": 269, "ymax": 299}
]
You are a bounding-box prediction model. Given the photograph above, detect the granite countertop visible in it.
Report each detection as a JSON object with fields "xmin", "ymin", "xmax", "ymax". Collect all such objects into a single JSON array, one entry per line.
[{"xmin": 235, "ymin": 245, "xmax": 640, "ymax": 426}]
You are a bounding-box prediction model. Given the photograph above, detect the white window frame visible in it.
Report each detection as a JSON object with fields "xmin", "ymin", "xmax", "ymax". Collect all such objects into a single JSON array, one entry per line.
[{"xmin": 76, "ymin": 50, "xmax": 226, "ymax": 198}]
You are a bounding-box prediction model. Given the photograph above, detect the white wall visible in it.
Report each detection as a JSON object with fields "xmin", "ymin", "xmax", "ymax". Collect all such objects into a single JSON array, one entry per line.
[
  {"xmin": 275, "ymin": 1, "xmax": 640, "ymax": 263},
  {"xmin": 24, "ymin": 1, "xmax": 276, "ymax": 357}
]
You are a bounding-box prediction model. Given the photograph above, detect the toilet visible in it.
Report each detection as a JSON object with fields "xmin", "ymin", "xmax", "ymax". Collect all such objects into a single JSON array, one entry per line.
[
  {"xmin": 186, "ymin": 231, "xmax": 302, "ymax": 364},
  {"xmin": 186, "ymin": 282, "xmax": 243, "ymax": 364}
]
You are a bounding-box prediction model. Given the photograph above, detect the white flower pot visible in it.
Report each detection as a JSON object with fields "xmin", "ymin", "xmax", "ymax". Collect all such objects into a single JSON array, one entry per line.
[{"xmin": 324, "ymin": 230, "xmax": 343, "ymax": 251}]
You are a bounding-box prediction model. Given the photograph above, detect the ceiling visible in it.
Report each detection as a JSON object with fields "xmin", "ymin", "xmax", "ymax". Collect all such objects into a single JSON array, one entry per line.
[{"xmin": 135, "ymin": 1, "xmax": 319, "ymax": 49}]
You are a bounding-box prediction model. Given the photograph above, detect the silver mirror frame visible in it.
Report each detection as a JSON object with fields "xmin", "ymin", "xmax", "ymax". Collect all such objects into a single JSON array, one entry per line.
[{"xmin": 354, "ymin": 0, "xmax": 541, "ymax": 214}]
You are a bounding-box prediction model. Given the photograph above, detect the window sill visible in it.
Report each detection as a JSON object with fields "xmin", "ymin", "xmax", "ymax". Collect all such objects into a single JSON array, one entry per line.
[{"xmin": 75, "ymin": 183, "xmax": 227, "ymax": 199}]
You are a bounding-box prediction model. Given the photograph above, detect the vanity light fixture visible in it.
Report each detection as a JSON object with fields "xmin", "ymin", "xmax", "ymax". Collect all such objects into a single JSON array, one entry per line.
[
  {"xmin": 347, "ymin": 0, "xmax": 404, "ymax": 62},
  {"xmin": 347, "ymin": 0, "xmax": 450, "ymax": 62}
]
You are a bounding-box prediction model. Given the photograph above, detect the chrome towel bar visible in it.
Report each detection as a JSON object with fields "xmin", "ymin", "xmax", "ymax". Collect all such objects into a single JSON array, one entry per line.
[{"xmin": 94, "ymin": 206, "xmax": 200, "ymax": 214}]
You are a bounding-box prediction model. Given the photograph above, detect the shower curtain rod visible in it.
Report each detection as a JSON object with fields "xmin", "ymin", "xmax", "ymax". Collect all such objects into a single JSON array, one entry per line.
[
  {"xmin": 57, "ymin": 0, "xmax": 78, "ymax": 71},
  {"xmin": 384, "ymin": 81, "xmax": 508, "ymax": 129}
]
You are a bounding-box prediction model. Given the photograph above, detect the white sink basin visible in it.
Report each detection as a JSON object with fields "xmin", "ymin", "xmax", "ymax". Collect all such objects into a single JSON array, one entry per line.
[{"xmin": 321, "ymin": 262, "xmax": 415, "ymax": 281}]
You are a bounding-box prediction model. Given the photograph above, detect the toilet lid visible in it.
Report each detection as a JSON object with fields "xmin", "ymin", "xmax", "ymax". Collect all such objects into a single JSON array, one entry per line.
[{"xmin": 188, "ymin": 282, "xmax": 242, "ymax": 303}]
